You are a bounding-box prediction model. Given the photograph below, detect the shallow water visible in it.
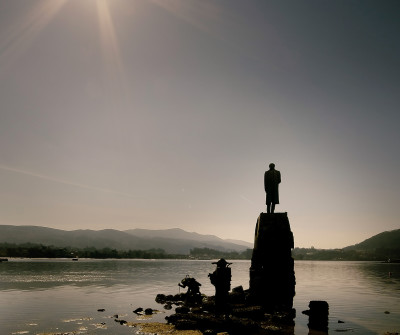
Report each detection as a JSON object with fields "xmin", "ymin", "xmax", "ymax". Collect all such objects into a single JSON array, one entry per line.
[{"xmin": 0, "ymin": 259, "xmax": 399, "ymax": 334}]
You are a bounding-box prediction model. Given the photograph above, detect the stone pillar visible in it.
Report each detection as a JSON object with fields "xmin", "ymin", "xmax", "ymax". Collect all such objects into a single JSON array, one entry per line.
[
  {"xmin": 249, "ymin": 212, "xmax": 295, "ymax": 309},
  {"xmin": 305, "ymin": 300, "xmax": 329, "ymax": 333}
]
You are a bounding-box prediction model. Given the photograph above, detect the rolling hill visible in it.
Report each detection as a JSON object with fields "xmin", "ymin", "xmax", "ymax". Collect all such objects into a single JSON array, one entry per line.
[
  {"xmin": 1, "ymin": 225, "xmax": 398, "ymax": 259},
  {"xmin": 344, "ymin": 229, "xmax": 400, "ymax": 251}
]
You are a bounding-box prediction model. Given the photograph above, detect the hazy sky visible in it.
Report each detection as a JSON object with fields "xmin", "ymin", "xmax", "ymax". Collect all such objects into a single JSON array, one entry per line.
[{"xmin": 0, "ymin": 0, "xmax": 399, "ymax": 248}]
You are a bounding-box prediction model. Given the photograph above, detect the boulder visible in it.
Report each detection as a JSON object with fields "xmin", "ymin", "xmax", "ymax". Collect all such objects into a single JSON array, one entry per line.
[
  {"xmin": 144, "ymin": 308, "xmax": 154, "ymax": 315},
  {"xmin": 175, "ymin": 306, "xmax": 190, "ymax": 314}
]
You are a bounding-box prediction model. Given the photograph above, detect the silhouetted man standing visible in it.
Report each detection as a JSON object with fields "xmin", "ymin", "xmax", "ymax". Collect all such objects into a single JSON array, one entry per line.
[
  {"xmin": 264, "ymin": 163, "xmax": 281, "ymax": 213},
  {"xmin": 209, "ymin": 258, "xmax": 232, "ymax": 314}
]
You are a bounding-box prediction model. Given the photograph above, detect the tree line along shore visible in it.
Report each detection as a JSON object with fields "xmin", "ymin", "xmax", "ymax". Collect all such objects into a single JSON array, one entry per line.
[{"xmin": 1, "ymin": 243, "xmax": 399, "ymax": 261}]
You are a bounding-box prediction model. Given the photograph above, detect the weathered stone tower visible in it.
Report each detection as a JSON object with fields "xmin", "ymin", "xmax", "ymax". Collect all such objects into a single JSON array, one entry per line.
[{"xmin": 249, "ymin": 212, "xmax": 295, "ymax": 309}]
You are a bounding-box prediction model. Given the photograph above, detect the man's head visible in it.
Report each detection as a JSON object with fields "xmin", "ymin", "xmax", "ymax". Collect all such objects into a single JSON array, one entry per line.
[{"xmin": 269, "ymin": 163, "xmax": 275, "ymax": 170}]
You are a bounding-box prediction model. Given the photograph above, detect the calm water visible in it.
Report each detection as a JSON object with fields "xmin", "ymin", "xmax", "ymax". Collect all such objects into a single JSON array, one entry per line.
[{"xmin": 0, "ymin": 259, "xmax": 399, "ymax": 334}]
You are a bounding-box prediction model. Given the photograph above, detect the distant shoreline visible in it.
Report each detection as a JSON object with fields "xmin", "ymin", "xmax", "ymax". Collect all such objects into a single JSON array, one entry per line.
[
  {"xmin": 2, "ymin": 241, "xmax": 400, "ymax": 261},
  {"xmin": 2, "ymin": 257, "xmax": 397, "ymax": 264}
]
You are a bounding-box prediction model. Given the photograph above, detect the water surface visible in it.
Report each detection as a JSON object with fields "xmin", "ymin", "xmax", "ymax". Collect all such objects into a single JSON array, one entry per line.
[{"xmin": 0, "ymin": 259, "xmax": 399, "ymax": 334}]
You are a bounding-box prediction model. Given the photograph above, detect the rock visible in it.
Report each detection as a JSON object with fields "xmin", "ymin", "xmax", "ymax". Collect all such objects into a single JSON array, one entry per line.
[
  {"xmin": 167, "ymin": 312, "xmax": 231, "ymax": 333},
  {"xmin": 145, "ymin": 308, "xmax": 154, "ymax": 315},
  {"xmin": 231, "ymin": 306, "xmax": 264, "ymax": 319},
  {"xmin": 201, "ymin": 296, "xmax": 215, "ymax": 313},
  {"xmin": 156, "ymin": 294, "xmax": 167, "ymax": 304},
  {"xmin": 230, "ymin": 286, "xmax": 245, "ymax": 304},
  {"xmin": 175, "ymin": 306, "xmax": 190, "ymax": 314},
  {"xmin": 97, "ymin": 309, "xmax": 105, "ymax": 312},
  {"xmin": 114, "ymin": 319, "xmax": 127, "ymax": 325},
  {"xmin": 175, "ymin": 319, "xmax": 199, "ymax": 330},
  {"xmin": 133, "ymin": 307, "xmax": 143, "ymax": 314},
  {"xmin": 303, "ymin": 301, "xmax": 329, "ymax": 316},
  {"xmin": 174, "ymin": 293, "xmax": 187, "ymax": 302},
  {"xmin": 229, "ymin": 291, "xmax": 245, "ymax": 304},
  {"xmin": 232, "ymin": 286, "xmax": 244, "ymax": 294},
  {"xmin": 264, "ymin": 309, "xmax": 296, "ymax": 326},
  {"xmin": 174, "ymin": 319, "xmax": 197, "ymax": 330},
  {"xmin": 229, "ymin": 316, "xmax": 259, "ymax": 333},
  {"xmin": 304, "ymin": 301, "xmax": 329, "ymax": 333},
  {"xmin": 309, "ymin": 301, "xmax": 329, "ymax": 312},
  {"xmin": 191, "ymin": 307, "xmax": 203, "ymax": 314},
  {"xmin": 156, "ymin": 293, "xmax": 187, "ymax": 306},
  {"xmin": 113, "ymin": 314, "xmax": 118, "ymax": 318},
  {"xmin": 164, "ymin": 303, "xmax": 172, "ymax": 310},
  {"xmin": 338, "ymin": 320, "xmax": 345, "ymax": 323}
]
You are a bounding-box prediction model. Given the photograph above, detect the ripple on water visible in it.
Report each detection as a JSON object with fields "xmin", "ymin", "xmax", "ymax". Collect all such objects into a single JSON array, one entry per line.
[{"xmin": 1, "ymin": 260, "xmax": 399, "ymax": 335}]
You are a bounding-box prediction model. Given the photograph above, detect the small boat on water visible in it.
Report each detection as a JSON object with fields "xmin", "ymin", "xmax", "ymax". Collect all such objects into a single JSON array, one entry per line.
[
  {"xmin": 72, "ymin": 258, "xmax": 79, "ymax": 261},
  {"xmin": 0, "ymin": 258, "xmax": 8, "ymax": 262}
]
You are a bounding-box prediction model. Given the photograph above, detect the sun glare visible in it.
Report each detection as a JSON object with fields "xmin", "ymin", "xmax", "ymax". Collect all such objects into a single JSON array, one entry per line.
[
  {"xmin": 0, "ymin": 0, "xmax": 68, "ymax": 75},
  {"xmin": 96, "ymin": 0, "xmax": 128, "ymax": 101},
  {"xmin": 0, "ymin": 0, "xmax": 127, "ymax": 97},
  {"xmin": 150, "ymin": 0, "xmax": 222, "ymax": 37}
]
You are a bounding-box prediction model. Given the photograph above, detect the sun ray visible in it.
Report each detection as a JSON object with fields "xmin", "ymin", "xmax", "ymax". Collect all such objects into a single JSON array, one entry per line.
[
  {"xmin": 0, "ymin": 164, "xmax": 136, "ymax": 198},
  {"xmin": 148, "ymin": 0, "xmax": 272, "ymax": 67},
  {"xmin": 96, "ymin": 0, "xmax": 128, "ymax": 101},
  {"xmin": 150, "ymin": 0, "xmax": 223, "ymax": 38},
  {"xmin": 0, "ymin": 0, "xmax": 68, "ymax": 76}
]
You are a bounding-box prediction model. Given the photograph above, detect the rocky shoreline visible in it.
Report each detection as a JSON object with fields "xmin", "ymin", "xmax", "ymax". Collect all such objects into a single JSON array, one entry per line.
[
  {"xmin": 93, "ymin": 288, "xmax": 295, "ymax": 335},
  {"xmin": 19, "ymin": 290, "xmax": 399, "ymax": 335},
  {"xmin": 152, "ymin": 287, "xmax": 295, "ymax": 335}
]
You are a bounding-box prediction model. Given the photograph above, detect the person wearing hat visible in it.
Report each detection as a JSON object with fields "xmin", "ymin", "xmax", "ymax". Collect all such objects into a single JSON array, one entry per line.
[
  {"xmin": 208, "ymin": 258, "xmax": 232, "ymax": 313},
  {"xmin": 264, "ymin": 163, "xmax": 281, "ymax": 213}
]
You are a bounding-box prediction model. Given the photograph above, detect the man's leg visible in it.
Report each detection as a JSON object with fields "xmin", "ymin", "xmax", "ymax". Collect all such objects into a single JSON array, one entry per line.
[
  {"xmin": 267, "ymin": 202, "xmax": 271, "ymax": 213},
  {"xmin": 271, "ymin": 203, "xmax": 275, "ymax": 213}
]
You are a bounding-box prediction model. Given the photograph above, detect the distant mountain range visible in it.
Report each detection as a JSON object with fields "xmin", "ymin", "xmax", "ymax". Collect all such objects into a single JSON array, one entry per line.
[
  {"xmin": 1, "ymin": 225, "xmax": 398, "ymax": 258},
  {"xmin": 0, "ymin": 225, "xmax": 253, "ymax": 255}
]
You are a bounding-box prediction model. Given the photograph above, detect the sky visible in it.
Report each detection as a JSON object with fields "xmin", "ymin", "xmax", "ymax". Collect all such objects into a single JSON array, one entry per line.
[{"xmin": 0, "ymin": 0, "xmax": 399, "ymax": 249}]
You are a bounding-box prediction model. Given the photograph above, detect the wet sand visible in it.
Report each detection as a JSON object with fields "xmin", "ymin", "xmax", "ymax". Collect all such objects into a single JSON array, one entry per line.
[{"xmin": 35, "ymin": 323, "xmax": 202, "ymax": 335}]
